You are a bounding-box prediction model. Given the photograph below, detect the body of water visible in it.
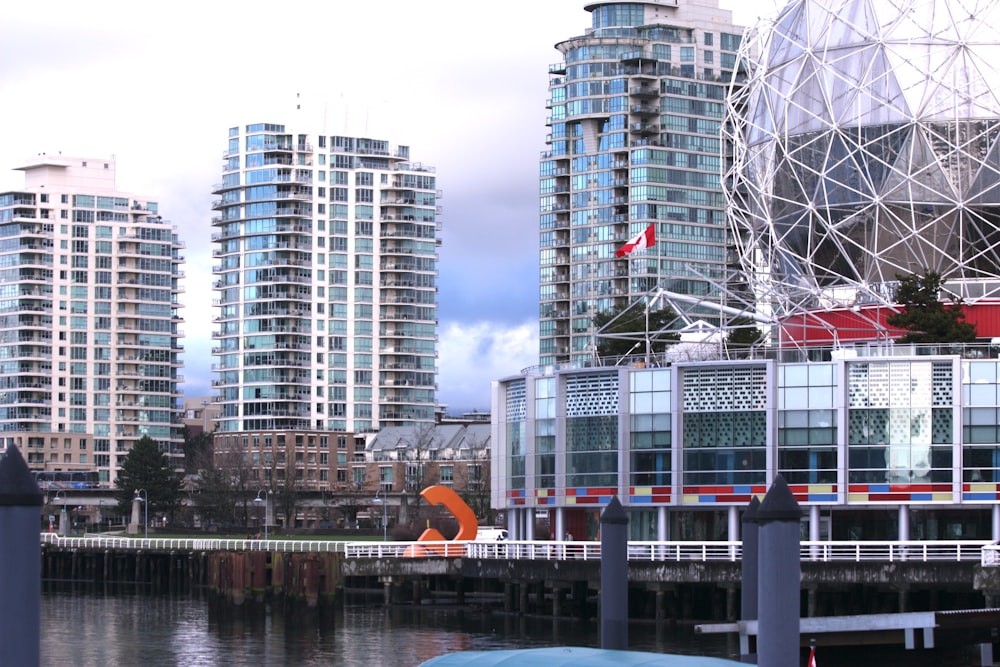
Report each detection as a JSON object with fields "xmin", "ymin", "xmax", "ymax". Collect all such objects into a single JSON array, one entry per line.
[
  {"xmin": 39, "ymin": 590, "xmax": 988, "ymax": 666},
  {"xmin": 39, "ymin": 590, "xmax": 736, "ymax": 666}
]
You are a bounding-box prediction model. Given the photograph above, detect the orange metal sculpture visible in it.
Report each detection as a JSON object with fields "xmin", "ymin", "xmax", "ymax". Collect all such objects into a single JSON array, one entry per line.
[{"xmin": 403, "ymin": 484, "xmax": 478, "ymax": 557}]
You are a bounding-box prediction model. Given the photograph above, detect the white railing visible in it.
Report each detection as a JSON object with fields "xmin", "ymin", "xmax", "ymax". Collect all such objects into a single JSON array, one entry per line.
[
  {"xmin": 38, "ymin": 534, "xmax": 996, "ymax": 564},
  {"xmin": 802, "ymin": 540, "xmax": 990, "ymax": 563}
]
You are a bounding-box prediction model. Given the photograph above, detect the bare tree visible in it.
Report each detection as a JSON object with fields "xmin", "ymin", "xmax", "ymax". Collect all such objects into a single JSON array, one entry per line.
[
  {"xmin": 399, "ymin": 424, "xmax": 441, "ymax": 524},
  {"xmin": 459, "ymin": 430, "xmax": 494, "ymax": 526},
  {"xmin": 197, "ymin": 438, "xmax": 254, "ymax": 530},
  {"xmin": 266, "ymin": 450, "xmax": 306, "ymax": 530},
  {"xmin": 330, "ymin": 481, "xmax": 374, "ymax": 528}
]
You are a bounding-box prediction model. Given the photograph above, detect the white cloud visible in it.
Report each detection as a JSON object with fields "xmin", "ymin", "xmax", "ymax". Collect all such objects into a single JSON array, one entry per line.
[
  {"xmin": 0, "ymin": 0, "xmax": 780, "ymax": 415},
  {"xmin": 437, "ymin": 322, "xmax": 539, "ymax": 412}
]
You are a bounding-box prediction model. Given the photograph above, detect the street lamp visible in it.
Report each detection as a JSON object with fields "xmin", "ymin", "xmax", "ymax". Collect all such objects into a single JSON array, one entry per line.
[
  {"xmin": 53, "ymin": 491, "xmax": 67, "ymax": 536},
  {"xmin": 254, "ymin": 489, "xmax": 268, "ymax": 540},
  {"xmin": 134, "ymin": 489, "xmax": 147, "ymax": 540},
  {"xmin": 372, "ymin": 488, "xmax": 388, "ymax": 541}
]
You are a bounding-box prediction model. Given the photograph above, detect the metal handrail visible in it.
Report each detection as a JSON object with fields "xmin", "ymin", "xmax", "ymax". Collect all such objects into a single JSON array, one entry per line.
[{"xmin": 38, "ymin": 534, "xmax": 995, "ymax": 564}]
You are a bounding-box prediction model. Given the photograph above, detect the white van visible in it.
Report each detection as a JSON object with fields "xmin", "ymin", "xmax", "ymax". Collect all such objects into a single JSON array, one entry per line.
[{"xmin": 474, "ymin": 528, "xmax": 508, "ymax": 541}]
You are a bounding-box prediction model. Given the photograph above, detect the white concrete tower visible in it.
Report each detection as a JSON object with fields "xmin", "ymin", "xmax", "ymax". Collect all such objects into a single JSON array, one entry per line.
[{"xmin": 0, "ymin": 156, "xmax": 185, "ymax": 484}]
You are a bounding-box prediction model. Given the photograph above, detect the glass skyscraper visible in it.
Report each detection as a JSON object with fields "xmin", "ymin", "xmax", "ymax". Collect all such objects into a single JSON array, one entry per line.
[
  {"xmin": 211, "ymin": 124, "xmax": 440, "ymax": 450},
  {"xmin": 539, "ymin": 0, "xmax": 746, "ymax": 365},
  {"xmin": 0, "ymin": 156, "xmax": 185, "ymax": 483}
]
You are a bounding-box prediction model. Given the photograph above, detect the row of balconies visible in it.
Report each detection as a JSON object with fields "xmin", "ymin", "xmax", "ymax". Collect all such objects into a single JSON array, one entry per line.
[{"xmin": 212, "ymin": 241, "xmax": 312, "ymax": 257}]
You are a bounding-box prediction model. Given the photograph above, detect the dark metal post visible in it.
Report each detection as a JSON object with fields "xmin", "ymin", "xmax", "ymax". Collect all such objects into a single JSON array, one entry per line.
[
  {"xmin": 0, "ymin": 445, "xmax": 43, "ymax": 666},
  {"xmin": 600, "ymin": 495, "xmax": 629, "ymax": 651},
  {"xmin": 756, "ymin": 475, "xmax": 802, "ymax": 667},
  {"xmin": 740, "ymin": 495, "xmax": 760, "ymax": 663}
]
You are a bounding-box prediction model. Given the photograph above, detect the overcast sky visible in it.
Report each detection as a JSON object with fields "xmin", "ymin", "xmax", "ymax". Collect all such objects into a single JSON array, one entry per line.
[{"xmin": 0, "ymin": 0, "xmax": 781, "ymax": 414}]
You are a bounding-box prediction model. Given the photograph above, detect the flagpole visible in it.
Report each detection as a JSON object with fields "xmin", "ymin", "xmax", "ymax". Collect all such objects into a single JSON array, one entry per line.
[{"xmin": 645, "ymin": 295, "xmax": 651, "ymax": 365}]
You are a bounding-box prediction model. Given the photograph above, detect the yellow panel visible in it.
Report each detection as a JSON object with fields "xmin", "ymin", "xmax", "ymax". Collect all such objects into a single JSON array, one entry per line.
[
  {"xmin": 848, "ymin": 493, "xmax": 869, "ymax": 502},
  {"xmin": 682, "ymin": 495, "xmax": 700, "ymax": 503},
  {"xmin": 633, "ymin": 487, "xmax": 652, "ymax": 495},
  {"xmin": 970, "ymin": 483, "xmax": 998, "ymax": 493},
  {"xmin": 931, "ymin": 493, "xmax": 953, "ymax": 502}
]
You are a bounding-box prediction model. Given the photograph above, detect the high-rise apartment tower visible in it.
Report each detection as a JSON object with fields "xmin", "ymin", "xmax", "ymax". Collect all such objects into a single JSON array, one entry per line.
[
  {"xmin": 211, "ymin": 124, "xmax": 440, "ymax": 449},
  {"xmin": 539, "ymin": 0, "xmax": 745, "ymax": 365},
  {"xmin": 0, "ymin": 156, "xmax": 185, "ymax": 483}
]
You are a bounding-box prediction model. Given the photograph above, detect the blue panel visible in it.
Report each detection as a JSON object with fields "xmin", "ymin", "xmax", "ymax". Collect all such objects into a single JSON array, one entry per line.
[
  {"xmin": 910, "ymin": 493, "xmax": 932, "ymax": 501},
  {"xmin": 698, "ymin": 495, "xmax": 717, "ymax": 502},
  {"xmin": 630, "ymin": 496, "xmax": 653, "ymax": 504}
]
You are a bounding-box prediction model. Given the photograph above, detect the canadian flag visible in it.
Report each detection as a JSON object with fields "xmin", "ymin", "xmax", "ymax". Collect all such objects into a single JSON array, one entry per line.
[
  {"xmin": 616, "ymin": 223, "xmax": 656, "ymax": 257},
  {"xmin": 808, "ymin": 646, "xmax": 817, "ymax": 667}
]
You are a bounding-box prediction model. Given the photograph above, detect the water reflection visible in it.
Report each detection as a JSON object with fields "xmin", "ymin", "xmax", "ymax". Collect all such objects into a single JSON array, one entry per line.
[{"xmin": 40, "ymin": 589, "xmax": 739, "ymax": 666}]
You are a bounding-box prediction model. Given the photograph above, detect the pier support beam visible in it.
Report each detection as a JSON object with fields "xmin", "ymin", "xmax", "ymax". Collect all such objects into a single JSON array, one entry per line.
[
  {"xmin": 382, "ymin": 577, "xmax": 392, "ymax": 606},
  {"xmin": 756, "ymin": 476, "xmax": 802, "ymax": 667},
  {"xmin": 552, "ymin": 584, "xmax": 565, "ymax": 617},
  {"xmin": 658, "ymin": 506, "xmax": 669, "ymax": 541},
  {"xmin": 740, "ymin": 496, "xmax": 760, "ymax": 663},
  {"xmin": 0, "ymin": 446, "xmax": 43, "ymax": 667}
]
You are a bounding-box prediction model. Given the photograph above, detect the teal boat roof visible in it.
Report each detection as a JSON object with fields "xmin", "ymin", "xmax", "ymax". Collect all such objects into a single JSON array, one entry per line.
[{"xmin": 418, "ymin": 646, "xmax": 745, "ymax": 667}]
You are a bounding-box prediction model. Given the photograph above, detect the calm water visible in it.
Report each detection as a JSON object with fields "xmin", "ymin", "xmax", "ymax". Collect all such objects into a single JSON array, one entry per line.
[{"xmin": 39, "ymin": 590, "xmax": 738, "ymax": 666}]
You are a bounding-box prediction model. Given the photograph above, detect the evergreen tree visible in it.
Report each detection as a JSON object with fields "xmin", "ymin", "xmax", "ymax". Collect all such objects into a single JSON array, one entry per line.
[
  {"xmin": 593, "ymin": 302, "xmax": 679, "ymax": 358},
  {"xmin": 726, "ymin": 316, "xmax": 765, "ymax": 349},
  {"xmin": 886, "ymin": 271, "xmax": 977, "ymax": 344},
  {"xmin": 114, "ymin": 435, "xmax": 182, "ymax": 522},
  {"xmin": 181, "ymin": 425, "xmax": 214, "ymax": 474}
]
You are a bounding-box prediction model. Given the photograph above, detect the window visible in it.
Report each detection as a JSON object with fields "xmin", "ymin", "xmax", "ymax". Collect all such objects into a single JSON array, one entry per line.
[{"xmin": 440, "ymin": 465, "xmax": 454, "ymax": 485}]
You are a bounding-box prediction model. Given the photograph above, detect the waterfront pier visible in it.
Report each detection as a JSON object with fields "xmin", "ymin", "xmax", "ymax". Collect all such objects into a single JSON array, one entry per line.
[{"xmin": 38, "ymin": 535, "xmax": 1000, "ymax": 624}]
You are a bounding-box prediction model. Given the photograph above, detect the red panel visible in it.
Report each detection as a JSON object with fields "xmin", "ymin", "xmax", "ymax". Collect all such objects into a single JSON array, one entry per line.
[
  {"xmin": 781, "ymin": 303, "xmax": 1000, "ymax": 345},
  {"xmin": 868, "ymin": 493, "xmax": 905, "ymax": 501},
  {"xmin": 683, "ymin": 485, "xmax": 732, "ymax": 495}
]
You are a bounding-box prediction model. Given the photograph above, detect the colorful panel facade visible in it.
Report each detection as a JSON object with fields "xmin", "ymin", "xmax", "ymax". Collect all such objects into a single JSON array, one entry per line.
[{"xmin": 495, "ymin": 355, "xmax": 991, "ymax": 513}]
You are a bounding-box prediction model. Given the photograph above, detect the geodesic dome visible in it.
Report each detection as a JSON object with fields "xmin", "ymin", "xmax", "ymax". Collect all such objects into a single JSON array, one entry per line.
[{"xmin": 725, "ymin": 0, "xmax": 1000, "ymax": 317}]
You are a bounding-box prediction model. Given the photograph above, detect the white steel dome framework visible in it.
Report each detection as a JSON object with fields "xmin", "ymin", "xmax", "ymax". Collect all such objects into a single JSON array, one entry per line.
[{"xmin": 725, "ymin": 0, "xmax": 1000, "ymax": 325}]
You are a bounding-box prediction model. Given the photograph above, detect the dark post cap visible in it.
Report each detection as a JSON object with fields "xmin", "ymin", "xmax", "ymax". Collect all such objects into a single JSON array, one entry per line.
[
  {"xmin": 0, "ymin": 445, "xmax": 43, "ymax": 507},
  {"xmin": 756, "ymin": 475, "xmax": 801, "ymax": 523},
  {"xmin": 600, "ymin": 495, "xmax": 628, "ymax": 525},
  {"xmin": 742, "ymin": 495, "xmax": 761, "ymax": 524}
]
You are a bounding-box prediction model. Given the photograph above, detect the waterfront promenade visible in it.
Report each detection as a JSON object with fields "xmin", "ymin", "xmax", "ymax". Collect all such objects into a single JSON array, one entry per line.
[{"xmin": 39, "ymin": 534, "xmax": 1000, "ymax": 623}]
